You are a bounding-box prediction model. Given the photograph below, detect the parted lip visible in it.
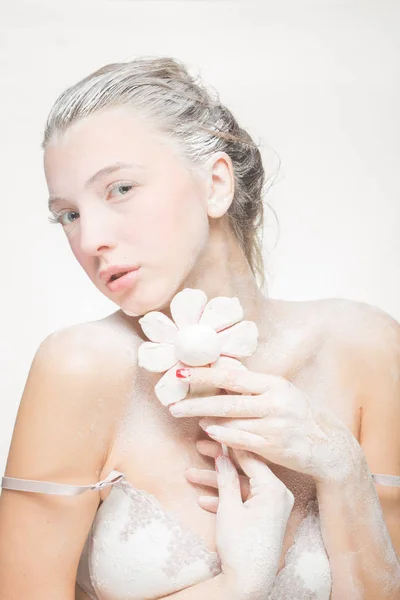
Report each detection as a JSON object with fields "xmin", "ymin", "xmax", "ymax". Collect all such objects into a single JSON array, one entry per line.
[{"xmin": 99, "ymin": 265, "xmax": 140, "ymax": 284}]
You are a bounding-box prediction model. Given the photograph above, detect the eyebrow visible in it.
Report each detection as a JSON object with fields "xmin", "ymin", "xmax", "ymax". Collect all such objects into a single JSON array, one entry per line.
[{"xmin": 48, "ymin": 161, "xmax": 144, "ymax": 211}]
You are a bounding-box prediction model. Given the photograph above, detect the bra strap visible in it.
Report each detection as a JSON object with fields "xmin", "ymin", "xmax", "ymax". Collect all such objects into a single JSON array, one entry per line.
[
  {"xmin": 371, "ymin": 473, "xmax": 400, "ymax": 487},
  {"xmin": 1, "ymin": 469, "xmax": 125, "ymax": 496}
]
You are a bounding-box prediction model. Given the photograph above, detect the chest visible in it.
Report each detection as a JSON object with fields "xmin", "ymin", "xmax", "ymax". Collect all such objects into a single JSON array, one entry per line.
[{"xmin": 102, "ymin": 336, "xmax": 361, "ymax": 562}]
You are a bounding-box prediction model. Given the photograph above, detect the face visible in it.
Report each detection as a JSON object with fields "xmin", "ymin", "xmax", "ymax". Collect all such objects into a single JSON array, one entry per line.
[{"xmin": 44, "ymin": 107, "xmax": 212, "ymax": 316}]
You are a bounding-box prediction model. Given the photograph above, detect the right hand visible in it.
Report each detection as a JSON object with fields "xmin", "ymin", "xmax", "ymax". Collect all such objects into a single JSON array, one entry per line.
[{"xmin": 214, "ymin": 449, "xmax": 294, "ymax": 600}]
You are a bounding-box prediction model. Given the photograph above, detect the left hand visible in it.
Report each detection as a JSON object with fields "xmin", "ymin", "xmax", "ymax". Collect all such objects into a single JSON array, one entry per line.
[{"xmin": 169, "ymin": 366, "xmax": 362, "ymax": 485}]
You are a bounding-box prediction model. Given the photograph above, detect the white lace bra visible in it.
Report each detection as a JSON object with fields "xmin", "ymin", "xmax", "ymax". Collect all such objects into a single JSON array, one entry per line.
[
  {"xmin": 1, "ymin": 470, "xmax": 399, "ymax": 600},
  {"xmin": 2, "ymin": 469, "xmax": 221, "ymax": 599}
]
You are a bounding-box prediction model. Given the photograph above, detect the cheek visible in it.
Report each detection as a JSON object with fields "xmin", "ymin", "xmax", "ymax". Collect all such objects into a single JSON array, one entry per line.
[
  {"xmin": 70, "ymin": 244, "xmax": 89, "ymax": 269},
  {"xmin": 65, "ymin": 248, "xmax": 95, "ymax": 289},
  {"xmin": 133, "ymin": 187, "xmax": 208, "ymax": 258}
]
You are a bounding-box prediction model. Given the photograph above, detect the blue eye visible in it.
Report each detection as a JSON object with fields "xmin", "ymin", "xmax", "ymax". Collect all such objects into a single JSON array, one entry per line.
[
  {"xmin": 48, "ymin": 211, "xmax": 78, "ymax": 226},
  {"xmin": 47, "ymin": 181, "xmax": 136, "ymax": 227},
  {"xmin": 108, "ymin": 183, "xmax": 135, "ymax": 198}
]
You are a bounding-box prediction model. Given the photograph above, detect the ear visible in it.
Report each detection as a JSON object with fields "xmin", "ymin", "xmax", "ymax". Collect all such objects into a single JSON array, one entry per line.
[{"xmin": 204, "ymin": 152, "xmax": 235, "ymax": 218}]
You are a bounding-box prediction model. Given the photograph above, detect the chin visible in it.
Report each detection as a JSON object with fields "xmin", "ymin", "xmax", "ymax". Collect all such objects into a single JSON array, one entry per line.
[
  {"xmin": 120, "ymin": 306, "xmax": 141, "ymax": 317},
  {"xmin": 120, "ymin": 271, "xmax": 185, "ymax": 317}
]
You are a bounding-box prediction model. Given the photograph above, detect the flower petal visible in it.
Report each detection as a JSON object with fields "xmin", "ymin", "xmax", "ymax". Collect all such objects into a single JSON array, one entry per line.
[
  {"xmin": 138, "ymin": 342, "xmax": 178, "ymax": 372},
  {"xmin": 170, "ymin": 288, "xmax": 208, "ymax": 330},
  {"xmin": 199, "ymin": 296, "xmax": 243, "ymax": 332},
  {"xmin": 217, "ymin": 321, "xmax": 259, "ymax": 358},
  {"xmin": 138, "ymin": 311, "xmax": 178, "ymax": 343},
  {"xmin": 155, "ymin": 362, "xmax": 190, "ymax": 406},
  {"xmin": 210, "ymin": 356, "xmax": 247, "ymax": 370}
]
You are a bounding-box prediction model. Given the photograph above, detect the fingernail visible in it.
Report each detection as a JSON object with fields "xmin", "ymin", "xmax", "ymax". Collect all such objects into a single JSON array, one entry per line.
[
  {"xmin": 176, "ymin": 368, "xmax": 192, "ymax": 380},
  {"xmin": 169, "ymin": 403, "xmax": 185, "ymax": 416},
  {"xmin": 205, "ymin": 425, "xmax": 223, "ymax": 438}
]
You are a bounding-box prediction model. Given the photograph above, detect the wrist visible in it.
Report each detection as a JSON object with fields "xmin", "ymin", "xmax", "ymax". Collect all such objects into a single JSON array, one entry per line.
[
  {"xmin": 315, "ymin": 442, "xmax": 369, "ymax": 493},
  {"xmin": 313, "ymin": 408, "xmax": 369, "ymax": 488}
]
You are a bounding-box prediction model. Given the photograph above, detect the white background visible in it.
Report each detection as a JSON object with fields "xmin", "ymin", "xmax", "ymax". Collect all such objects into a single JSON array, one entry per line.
[{"xmin": 1, "ymin": 0, "xmax": 399, "ymax": 476}]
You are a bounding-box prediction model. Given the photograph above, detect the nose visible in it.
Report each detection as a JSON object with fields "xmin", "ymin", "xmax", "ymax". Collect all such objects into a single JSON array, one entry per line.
[{"xmin": 79, "ymin": 207, "xmax": 117, "ymax": 256}]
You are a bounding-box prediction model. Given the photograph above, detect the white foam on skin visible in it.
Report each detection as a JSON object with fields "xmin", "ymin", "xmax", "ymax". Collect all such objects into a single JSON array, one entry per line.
[{"xmin": 294, "ymin": 551, "xmax": 331, "ymax": 596}]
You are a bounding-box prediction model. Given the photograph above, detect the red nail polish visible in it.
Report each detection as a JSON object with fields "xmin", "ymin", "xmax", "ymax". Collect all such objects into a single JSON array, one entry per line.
[{"xmin": 176, "ymin": 368, "xmax": 192, "ymax": 380}]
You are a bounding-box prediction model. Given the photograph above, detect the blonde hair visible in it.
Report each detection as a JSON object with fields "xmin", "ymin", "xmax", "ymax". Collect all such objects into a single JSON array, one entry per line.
[{"xmin": 42, "ymin": 56, "xmax": 276, "ymax": 290}]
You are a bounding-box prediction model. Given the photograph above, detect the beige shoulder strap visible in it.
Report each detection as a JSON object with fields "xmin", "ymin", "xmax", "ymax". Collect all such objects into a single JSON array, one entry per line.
[
  {"xmin": 1, "ymin": 469, "xmax": 125, "ymax": 496},
  {"xmin": 371, "ymin": 473, "xmax": 400, "ymax": 487}
]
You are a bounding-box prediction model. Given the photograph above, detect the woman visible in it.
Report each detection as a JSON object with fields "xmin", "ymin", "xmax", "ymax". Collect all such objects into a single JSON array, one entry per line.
[{"xmin": 0, "ymin": 56, "xmax": 399, "ymax": 599}]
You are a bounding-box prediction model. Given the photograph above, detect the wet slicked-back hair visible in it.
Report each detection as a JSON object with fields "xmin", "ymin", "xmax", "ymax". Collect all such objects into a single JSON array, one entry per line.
[{"xmin": 43, "ymin": 56, "xmax": 273, "ymax": 289}]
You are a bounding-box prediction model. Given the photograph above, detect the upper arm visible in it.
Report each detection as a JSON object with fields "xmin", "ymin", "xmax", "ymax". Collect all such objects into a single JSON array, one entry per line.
[
  {"xmin": 347, "ymin": 304, "xmax": 400, "ymax": 556},
  {"xmin": 0, "ymin": 326, "xmax": 122, "ymax": 599}
]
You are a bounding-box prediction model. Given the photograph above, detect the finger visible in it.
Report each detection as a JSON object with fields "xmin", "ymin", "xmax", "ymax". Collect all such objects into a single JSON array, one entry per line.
[
  {"xmin": 196, "ymin": 440, "xmax": 247, "ymax": 476},
  {"xmin": 169, "ymin": 395, "xmax": 269, "ymax": 418},
  {"xmin": 233, "ymin": 449, "xmax": 280, "ymax": 486},
  {"xmin": 199, "ymin": 416, "xmax": 273, "ymax": 438},
  {"xmin": 215, "ymin": 454, "xmax": 242, "ymax": 512},
  {"xmin": 234, "ymin": 450, "xmax": 294, "ymax": 512},
  {"xmin": 186, "ymin": 468, "xmax": 250, "ymax": 500},
  {"xmin": 202, "ymin": 424, "xmax": 270, "ymax": 456},
  {"xmin": 178, "ymin": 366, "xmax": 284, "ymax": 395},
  {"xmin": 186, "ymin": 468, "xmax": 217, "ymax": 488},
  {"xmin": 196, "ymin": 439, "xmax": 223, "ymax": 458},
  {"xmin": 197, "ymin": 495, "xmax": 218, "ymax": 513}
]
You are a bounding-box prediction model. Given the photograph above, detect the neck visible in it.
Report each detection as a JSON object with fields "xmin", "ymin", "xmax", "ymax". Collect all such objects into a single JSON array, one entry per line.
[
  {"xmin": 118, "ymin": 219, "xmax": 274, "ymax": 345},
  {"xmin": 166, "ymin": 219, "xmax": 270, "ymax": 341}
]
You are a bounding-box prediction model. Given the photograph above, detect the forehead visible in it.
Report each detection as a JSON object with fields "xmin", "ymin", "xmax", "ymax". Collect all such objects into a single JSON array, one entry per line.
[{"xmin": 44, "ymin": 107, "xmax": 177, "ymax": 179}]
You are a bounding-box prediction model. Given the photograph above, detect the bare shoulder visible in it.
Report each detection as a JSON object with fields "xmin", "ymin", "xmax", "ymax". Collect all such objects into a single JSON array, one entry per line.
[
  {"xmin": 270, "ymin": 295, "xmax": 400, "ymax": 390},
  {"xmin": 43, "ymin": 309, "xmax": 141, "ymax": 367},
  {"xmin": 319, "ymin": 297, "xmax": 400, "ymax": 343},
  {"xmin": 271, "ymin": 295, "xmax": 398, "ymax": 336},
  {"xmin": 301, "ymin": 297, "xmax": 400, "ymax": 398},
  {"xmin": 6, "ymin": 311, "xmax": 141, "ymax": 481},
  {"xmin": 311, "ymin": 297, "xmax": 400, "ymax": 368},
  {"xmin": 48, "ymin": 310, "xmax": 141, "ymax": 422},
  {"xmin": 273, "ymin": 295, "xmax": 400, "ymax": 347}
]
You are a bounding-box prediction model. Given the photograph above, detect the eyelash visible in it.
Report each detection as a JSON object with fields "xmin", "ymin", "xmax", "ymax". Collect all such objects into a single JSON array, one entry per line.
[{"xmin": 48, "ymin": 181, "xmax": 136, "ymax": 226}]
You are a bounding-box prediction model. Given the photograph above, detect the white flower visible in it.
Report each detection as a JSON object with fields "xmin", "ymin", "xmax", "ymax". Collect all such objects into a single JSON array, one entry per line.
[{"xmin": 138, "ymin": 288, "xmax": 258, "ymax": 406}]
